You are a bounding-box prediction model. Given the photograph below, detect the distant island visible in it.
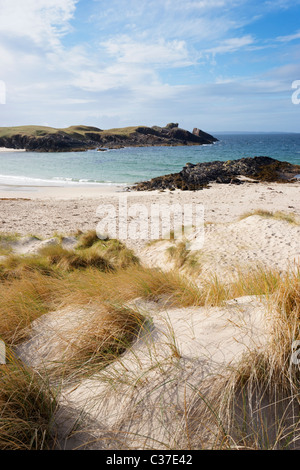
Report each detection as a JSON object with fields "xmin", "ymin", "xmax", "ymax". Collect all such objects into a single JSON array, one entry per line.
[{"xmin": 0, "ymin": 123, "xmax": 218, "ymax": 152}]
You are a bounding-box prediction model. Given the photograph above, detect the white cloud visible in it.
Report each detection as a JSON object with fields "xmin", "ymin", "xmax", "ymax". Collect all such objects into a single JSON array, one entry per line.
[
  {"xmin": 166, "ymin": 0, "xmax": 227, "ymax": 10},
  {"xmin": 101, "ymin": 37, "xmax": 193, "ymax": 67},
  {"xmin": 206, "ymin": 35, "xmax": 254, "ymax": 55},
  {"xmin": 276, "ymin": 30, "xmax": 300, "ymax": 43},
  {"xmin": 264, "ymin": 0, "xmax": 300, "ymax": 10},
  {"xmin": 0, "ymin": 0, "xmax": 77, "ymax": 47}
]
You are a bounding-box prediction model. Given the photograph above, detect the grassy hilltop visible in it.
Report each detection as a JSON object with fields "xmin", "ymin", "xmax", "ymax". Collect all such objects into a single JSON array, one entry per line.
[{"xmin": 0, "ymin": 123, "xmax": 218, "ymax": 152}]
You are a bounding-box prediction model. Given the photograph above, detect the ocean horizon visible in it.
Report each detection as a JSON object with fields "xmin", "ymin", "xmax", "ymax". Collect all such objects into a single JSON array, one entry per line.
[{"xmin": 0, "ymin": 132, "xmax": 299, "ymax": 187}]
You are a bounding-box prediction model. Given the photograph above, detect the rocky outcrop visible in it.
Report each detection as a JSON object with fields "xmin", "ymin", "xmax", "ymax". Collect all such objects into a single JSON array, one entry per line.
[
  {"xmin": 193, "ymin": 128, "xmax": 218, "ymax": 143},
  {"xmin": 131, "ymin": 157, "xmax": 300, "ymax": 191},
  {"xmin": 0, "ymin": 133, "xmax": 90, "ymax": 152},
  {"xmin": 0, "ymin": 123, "xmax": 218, "ymax": 152}
]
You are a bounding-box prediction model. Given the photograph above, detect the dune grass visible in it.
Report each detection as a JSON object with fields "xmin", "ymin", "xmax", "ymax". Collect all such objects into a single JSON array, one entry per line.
[
  {"xmin": 0, "ymin": 273, "xmax": 58, "ymax": 344},
  {"xmin": 0, "ymin": 242, "xmax": 294, "ymax": 347},
  {"xmin": 0, "ymin": 253, "xmax": 59, "ymax": 280},
  {"xmin": 239, "ymin": 209, "xmax": 300, "ymax": 225},
  {"xmin": 0, "ymin": 351, "xmax": 58, "ymax": 450},
  {"xmin": 38, "ymin": 244, "xmax": 114, "ymax": 272},
  {"xmin": 76, "ymin": 229, "xmax": 102, "ymax": 248},
  {"xmin": 46, "ymin": 304, "xmax": 145, "ymax": 381},
  {"xmin": 0, "ymin": 235, "xmax": 140, "ymax": 281},
  {"xmin": 167, "ymin": 241, "xmax": 201, "ymax": 273},
  {"xmin": 76, "ymin": 230, "xmax": 140, "ymax": 269},
  {"xmin": 205, "ymin": 269, "xmax": 300, "ymax": 450},
  {"xmin": 0, "ymin": 233, "xmax": 20, "ymax": 256}
]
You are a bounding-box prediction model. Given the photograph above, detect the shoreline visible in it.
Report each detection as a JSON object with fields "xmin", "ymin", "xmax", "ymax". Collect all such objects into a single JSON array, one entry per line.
[
  {"xmin": 0, "ymin": 147, "xmax": 26, "ymax": 152},
  {"xmin": 0, "ymin": 183, "xmax": 127, "ymax": 199}
]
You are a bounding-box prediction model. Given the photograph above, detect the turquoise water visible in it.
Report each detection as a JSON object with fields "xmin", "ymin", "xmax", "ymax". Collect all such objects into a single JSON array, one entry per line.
[{"xmin": 0, "ymin": 133, "xmax": 300, "ymax": 186}]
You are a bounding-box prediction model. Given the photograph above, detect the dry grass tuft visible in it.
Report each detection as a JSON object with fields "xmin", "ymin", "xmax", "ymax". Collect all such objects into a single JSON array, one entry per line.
[
  {"xmin": 0, "ymin": 273, "xmax": 58, "ymax": 344},
  {"xmin": 59, "ymin": 266, "xmax": 204, "ymax": 309},
  {"xmin": 94, "ymin": 238, "xmax": 140, "ymax": 269},
  {"xmin": 0, "ymin": 352, "xmax": 58, "ymax": 450},
  {"xmin": 0, "ymin": 254, "xmax": 58, "ymax": 280},
  {"xmin": 76, "ymin": 230, "xmax": 103, "ymax": 248},
  {"xmin": 39, "ymin": 244, "xmax": 114, "ymax": 272},
  {"xmin": 167, "ymin": 241, "xmax": 202, "ymax": 274},
  {"xmin": 47, "ymin": 304, "xmax": 145, "ymax": 380}
]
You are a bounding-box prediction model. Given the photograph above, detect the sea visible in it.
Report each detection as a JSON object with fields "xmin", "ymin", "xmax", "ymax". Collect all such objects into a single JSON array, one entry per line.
[{"xmin": 0, "ymin": 133, "xmax": 299, "ymax": 187}]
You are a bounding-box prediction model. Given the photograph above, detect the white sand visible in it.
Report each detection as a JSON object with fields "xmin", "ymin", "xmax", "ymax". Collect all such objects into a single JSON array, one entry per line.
[
  {"xmin": 0, "ymin": 181, "xmax": 299, "ymax": 263},
  {"xmin": 0, "ymin": 181, "xmax": 299, "ymax": 230},
  {"xmin": 142, "ymin": 214, "xmax": 300, "ymax": 276},
  {"xmin": 0, "ymin": 147, "xmax": 26, "ymax": 152}
]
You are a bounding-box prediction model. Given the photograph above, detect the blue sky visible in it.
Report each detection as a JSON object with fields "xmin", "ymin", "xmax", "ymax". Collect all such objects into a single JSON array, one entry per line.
[{"xmin": 0, "ymin": 0, "xmax": 300, "ymax": 132}]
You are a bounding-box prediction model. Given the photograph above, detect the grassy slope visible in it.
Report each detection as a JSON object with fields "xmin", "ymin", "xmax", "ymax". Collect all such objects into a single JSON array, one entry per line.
[{"xmin": 0, "ymin": 125, "xmax": 143, "ymax": 140}]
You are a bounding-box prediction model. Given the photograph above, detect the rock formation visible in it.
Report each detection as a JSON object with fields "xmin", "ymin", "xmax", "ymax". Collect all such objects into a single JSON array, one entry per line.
[{"xmin": 132, "ymin": 156, "xmax": 300, "ymax": 191}]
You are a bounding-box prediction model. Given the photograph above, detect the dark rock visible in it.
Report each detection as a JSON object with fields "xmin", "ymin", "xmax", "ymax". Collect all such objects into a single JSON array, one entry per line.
[
  {"xmin": 0, "ymin": 133, "xmax": 91, "ymax": 152},
  {"xmin": 193, "ymin": 128, "xmax": 218, "ymax": 143},
  {"xmin": 165, "ymin": 123, "xmax": 179, "ymax": 129},
  {"xmin": 132, "ymin": 156, "xmax": 300, "ymax": 191}
]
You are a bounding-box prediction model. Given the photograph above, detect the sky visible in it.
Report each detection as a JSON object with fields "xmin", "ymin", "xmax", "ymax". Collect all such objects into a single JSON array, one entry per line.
[{"xmin": 0, "ymin": 0, "xmax": 300, "ymax": 132}]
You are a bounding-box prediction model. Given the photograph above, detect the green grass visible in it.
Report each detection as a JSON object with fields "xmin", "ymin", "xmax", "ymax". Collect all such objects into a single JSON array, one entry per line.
[
  {"xmin": 0, "ymin": 126, "xmax": 59, "ymax": 138},
  {"xmin": 0, "ymin": 233, "xmax": 20, "ymax": 242},
  {"xmin": 100, "ymin": 126, "xmax": 142, "ymax": 136},
  {"xmin": 0, "ymin": 125, "xmax": 143, "ymax": 140},
  {"xmin": 0, "ymin": 233, "xmax": 20, "ymax": 255}
]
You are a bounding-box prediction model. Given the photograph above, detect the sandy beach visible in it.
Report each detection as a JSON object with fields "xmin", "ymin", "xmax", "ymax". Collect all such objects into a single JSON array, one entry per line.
[
  {"xmin": 0, "ymin": 180, "xmax": 299, "ymax": 234},
  {"xmin": 1, "ymin": 180, "xmax": 299, "ymax": 275}
]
